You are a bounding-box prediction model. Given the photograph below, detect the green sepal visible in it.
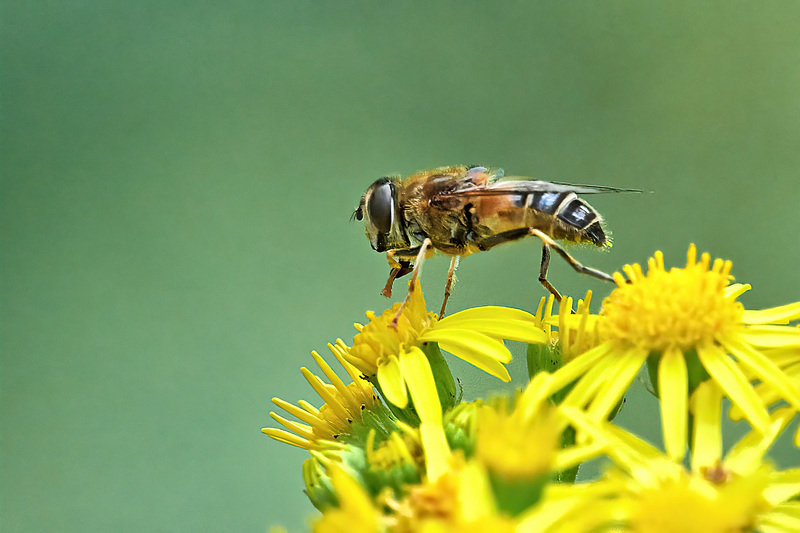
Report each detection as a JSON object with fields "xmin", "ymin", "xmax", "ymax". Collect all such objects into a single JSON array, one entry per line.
[
  {"xmin": 303, "ymin": 457, "xmax": 338, "ymax": 511},
  {"xmin": 526, "ymin": 342, "xmax": 563, "ymax": 379},
  {"xmin": 488, "ymin": 470, "xmax": 549, "ymax": 517},
  {"xmin": 369, "ymin": 376, "xmax": 421, "ymax": 427},
  {"xmin": 420, "ymin": 341, "xmax": 458, "ymax": 412},
  {"xmin": 647, "ymin": 349, "xmax": 709, "ymax": 399},
  {"xmin": 555, "ymin": 425, "xmax": 579, "ymax": 483}
]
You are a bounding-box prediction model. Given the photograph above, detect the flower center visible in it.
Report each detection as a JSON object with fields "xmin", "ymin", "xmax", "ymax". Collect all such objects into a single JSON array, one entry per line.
[
  {"xmin": 629, "ymin": 470, "xmax": 770, "ymax": 533},
  {"xmin": 599, "ymin": 248, "xmax": 742, "ymax": 352},
  {"xmin": 348, "ymin": 281, "xmax": 437, "ymax": 376}
]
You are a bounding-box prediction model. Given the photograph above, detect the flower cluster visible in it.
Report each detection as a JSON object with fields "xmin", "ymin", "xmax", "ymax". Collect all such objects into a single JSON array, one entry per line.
[{"xmin": 264, "ymin": 245, "xmax": 800, "ymax": 532}]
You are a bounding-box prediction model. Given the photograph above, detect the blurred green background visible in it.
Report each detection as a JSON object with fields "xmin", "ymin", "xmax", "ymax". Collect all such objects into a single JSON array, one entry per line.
[{"xmin": 2, "ymin": 1, "xmax": 798, "ymax": 531}]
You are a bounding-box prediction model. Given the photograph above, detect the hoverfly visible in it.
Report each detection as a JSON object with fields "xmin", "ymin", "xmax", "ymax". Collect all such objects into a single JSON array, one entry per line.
[{"xmin": 353, "ymin": 165, "xmax": 638, "ymax": 318}]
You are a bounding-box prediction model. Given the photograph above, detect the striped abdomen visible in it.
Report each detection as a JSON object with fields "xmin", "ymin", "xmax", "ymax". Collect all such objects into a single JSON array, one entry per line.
[{"xmin": 513, "ymin": 191, "xmax": 607, "ymax": 246}]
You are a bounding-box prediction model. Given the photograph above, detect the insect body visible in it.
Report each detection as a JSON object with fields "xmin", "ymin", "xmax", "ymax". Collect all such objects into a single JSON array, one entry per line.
[{"xmin": 354, "ymin": 165, "xmax": 636, "ymax": 313}]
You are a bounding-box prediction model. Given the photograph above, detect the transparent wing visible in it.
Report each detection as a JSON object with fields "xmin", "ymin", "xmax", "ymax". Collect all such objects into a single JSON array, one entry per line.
[
  {"xmin": 436, "ymin": 178, "xmax": 642, "ymax": 199},
  {"xmin": 493, "ymin": 179, "xmax": 642, "ymax": 194}
]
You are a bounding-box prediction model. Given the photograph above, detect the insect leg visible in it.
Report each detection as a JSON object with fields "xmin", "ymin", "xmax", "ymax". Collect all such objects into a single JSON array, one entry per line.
[
  {"xmin": 528, "ymin": 229, "xmax": 615, "ymax": 284},
  {"xmin": 440, "ymin": 255, "xmax": 460, "ymax": 318},
  {"xmin": 383, "ymin": 263, "xmax": 416, "ymax": 297},
  {"xmin": 382, "ymin": 249, "xmax": 419, "ymax": 297},
  {"xmin": 390, "ymin": 239, "xmax": 432, "ymax": 329},
  {"xmin": 538, "ymin": 244, "xmax": 563, "ymax": 303},
  {"xmin": 470, "ymin": 227, "xmax": 614, "ymax": 301}
]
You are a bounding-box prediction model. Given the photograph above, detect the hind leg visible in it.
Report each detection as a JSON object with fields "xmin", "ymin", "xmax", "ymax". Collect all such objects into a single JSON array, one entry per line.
[
  {"xmin": 538, "ymin": 243, "xmax": 563, "ymax": 303},
  {"xmin": 471, "ymin": 227, "xmax": 614, "ymax": 303},
  {"xmin": 528, "ymin": 229, "xmax": 614, "ymax": 284}
]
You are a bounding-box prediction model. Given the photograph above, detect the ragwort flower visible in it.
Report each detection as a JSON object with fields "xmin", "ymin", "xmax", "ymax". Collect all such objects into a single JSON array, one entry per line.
[
  {"xmin": 560, "ymin": 383, "xmax": 800, "ymax": 533},
  {"xmin": 262, "ymin": 344, "xmax": 387, "ymax": 450},
  {"xmin": 548, "ymin": 245, "xmax": 800, "ymax": 460},
  {"xmin": 345, "ymin": 279, "xmax": 548, "ymax": 408},
  {"xmin": 340, "ymin": 279, "xmax": 548, "ymax": 481}
]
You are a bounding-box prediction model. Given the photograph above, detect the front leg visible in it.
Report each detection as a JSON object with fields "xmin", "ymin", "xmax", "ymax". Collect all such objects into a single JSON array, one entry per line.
[{"xmin": 382, "ymin": 249, "xmax": 419, "ymax": 297}]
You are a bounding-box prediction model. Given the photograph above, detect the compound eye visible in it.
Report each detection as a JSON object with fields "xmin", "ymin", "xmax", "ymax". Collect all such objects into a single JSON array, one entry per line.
[{"xmin": 367, "ymin": 182, "xmax": 394, "ymax": 234}]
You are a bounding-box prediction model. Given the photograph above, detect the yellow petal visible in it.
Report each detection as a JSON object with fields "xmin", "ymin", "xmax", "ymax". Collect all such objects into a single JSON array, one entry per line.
[
  {"xmin": 741, "ymin": 301, "xmax": 800, "ymax": 325},
  {"xmin": 419, "ymin": 421, "xmax": 451, "ymax": 482},
  {"xmin": 439, "ymin": 306, "xmax": 537, "ymax": 323},
  {"xmin": 271, "ymin": 397, "xmax": 329, "ymax": 430},
  {"xmin": 689, "ymin": 381, "xmax": 723, "ymax": 474},
  {"xmin": 586, "ymin": 347, "xmax": 648, "ymax": 421},
  {"xmin": 721, "ymin": 336, "xmax": 800, "ymax": 410},
  {"xmin": 761, "ymin": 468, "xmax": 800, "ymax": 505},
  {"xmin": 724, "ymin": 407, "xmax": 795, "ymax": 475},
  {"xmin": 560, "ymin": 406, "xmax": 659, "ymax": 486},
  {"xmin": 739, "ymin": 325, "xmax": 800, "ymax": 348},
  {"xmin": 724, "ymin": 283, "xmax": 751, "ymax": 299},
  {"xmin": 300, "ymin": 368, "xmax": 351, "ymax": 423},
  {"xmin": 606, "ymin": 423, "xmax": 665, "ymax": 461},
  {"xmin": 438, "ymin": 341, "xmax": 511, "ymax": 382},
  {"xmin": 377, "ymin": 355, "xmax": 408, "ymax": 408},
  {"xmin": 310, "ymin": 350, "xmax": 357, "ymax": 405},
  {"xmin": 436, "ymin": 318, "xmax": 548, "ymax": 344},
  {"xmin": 547, "ymin": 342, "xmax": 617, "ymax": 393},
  {"xmin": 658, "ymin": 347, "xmax": 688, "ymax": 461},
  {"xmin": 261, "ymin": 427, "xmax": 311, "ymax": 449},
  {"xmin": 758, "ymin": 512, "xmax": 800, "ymax": 533},
  {"xmin": 399, "ymin": 346, "xmax": 442, "ymax": 424},
  {"xmin": 420, "ymin": 328, "xmax": 513, "ymax": 363},
  {"xmin": 696, "ymin": 342, "xmax": 770, "ymax": 432},
  {"xmin": 269, "ymin": 412, "xmax": 315, "ymax": 439},
  {"xmin": 553, "ymin": 441, "xmax": 608, "ymax": 472},
  {"xmin": 458, "ymin": 460, "xmax": 497, "ymax": 520},
  {"xmin": 327, "ymin": 465, "xmax": 380, "ymax": 525},
  {"xmin": 561, "ymin": 353, "xmax": 620, "ymax": 409}
]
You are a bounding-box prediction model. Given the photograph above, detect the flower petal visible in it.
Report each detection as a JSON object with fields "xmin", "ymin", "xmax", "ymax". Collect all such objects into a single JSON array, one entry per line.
[
  {"xmin": 724, "ymin": 407, "xmax": 795, "ymax": 476},
  {"xmin": 436, "ymin": 318, "xmax": 549, "ymax": 344},
  {"xmin": 272, "ymin": 397, "xmax": 333, "ymax": 431},
  {"xmin": 696, "ymin": 341, "xmax": 770, "ymax": 432},
  {"xmin": 439, "ymin": 306, "xmax": 537, "ymax": 324},
  {"xmin": 561, "ymin": 352, "xmax": 622, "ymax": 409},
  {"xmin": 689, "ymin": 381, "xmax": 723, "ymax": 474},
  {"xmin": 261, "ymin": 427, "xmax": 311, "ymax": 449},
  {"xmin": 377, "ymin": 355, "xmax": 408, "ymax": 408},
  {"xmin": 721, "ymin": 336, "xmax": 800, "ymax": 410},
  {"xmin": 724, "ymin": 283, "xmax": 751, "ymax": 299},
  {"xmin": 741, "ymin": 302, "xmax": 800, "ymax": 325},
  {"xmin": 419, "ymin": 421, "xmax": 451, "ymax": 482},
  {"xmin": 399, "ymin": 346, "xmax": 442, "ymax": 424},
  {"xmin": 658, "ymin": 347, "xmax": 688, "ymax": 461},
  {"xmin": 269, "ymin": 412, "xmax": 314, "ymax": 440},
  {"xmin": 420, "ymin": 328, "xmax": 513, "ymax": 363},
  {"xmin": 548, "ymin": 342, "xmax": 617, "ymax": 393},
  {"xmin": 437, "ymin": 341, "xmax": 511, "ymax": 382},
  {"xmin": 762, "ymin": 467, "xmax": 800, "ymax": 505},
  {"xmin": 586, "ymin": 347, "xmax": 648, "ymax": 421},
  {"xmin": 739, "ymin": 325, "xmax": 800, "ymax": 348}
]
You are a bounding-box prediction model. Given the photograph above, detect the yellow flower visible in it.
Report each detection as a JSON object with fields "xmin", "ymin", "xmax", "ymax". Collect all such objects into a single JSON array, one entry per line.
[
  {"xmin": 475, "ymin": 403, "xmax": 560, "ymax": 481},
  {"xmin": 538, "ymin": 291, "xmax": 602, "ymax": 364},
  {"xmin": 547, "ymin": 245, "xmax": 800, "ymax": 460},
  {"xmin": 340, "ymin": 279, "xmax": 547, "ymax": 480},
  {"xmin": 346, "ymin": 280, "xmax": 547, "ymax": 404},
  {"xmin": 262, "ymin": 344, "xmax": 382, "ymax": 450},
  {"xmin": 730, "ymin": 343, "xmax": 800, "ymax": 447},
  {"xmin": 560, "ymin": 397, "xmax": 800, "ymax": 533},
  {"xmin": 385, "ymin": 456, "xmax": 516, "ymax": 533}
]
